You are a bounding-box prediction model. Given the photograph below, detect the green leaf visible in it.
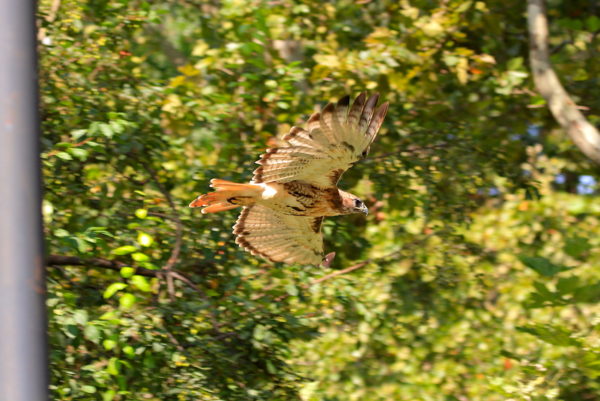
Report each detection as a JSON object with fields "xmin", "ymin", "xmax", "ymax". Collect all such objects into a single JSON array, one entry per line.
[
  {"xmin": 253, "ymin": 324, "xmax": 267, "ymax": 341},
  {"xmin": 572, "ymin": 282, "xmax": 600, "ymax": 303},
  {"xmin": 54, "ymin": 228, "xmax": 69, "ymax": 237},
  {"xmin": 109, "ymin": 120, "xmax": 126, "ymax": 134},
  {"xmin": 55, "ymin": 151, "xmax": 73, "ymax": 160},
  {"xmin": 586, "ymin": 16, "xmax": 600, "ymax": 31},
  {"xmin": 507, "ymin": 57, "xmax": 524, "ymax": 71},
  {"xmin": 123, "ymin": 345, "xmax": 135, "ymax": 357},
  {"xmin": 71, "ymin": 129, "xmax": 87, "ymax": 140},
  {"xmin": 107, "ymin": 357, "xmax": 120, "ymax": 375},
  {"xmin": 130, "ymin": 275, "xmax": 152, "ymax": 292},
  {"xmin": 81, "ymin": 385, "xmax": 97, "ymax": 394},
  {"xmin": 137, "ymin": 232, "xmax": 154, "ymax": 247},
  {"xmin": 68, "ymin": 148, "xmax": 88, "ymax": 160},
  {"xmin": 564, "ymin": 237, "xmax": 591, "ymax": 259},
  {"xmin": 519, "ymin": 255, "xmax": 569, "ymax": 277},
  {"xmin": 111, "ymin": 245, "xmax": 137, "ymax": 255},
  {"xmin": 103, "ymin": 283, "xmax": 127, "ymax": 299},
  {"xmin": 64, "ymin": 324, "xmax": 79, "ymax": 338},
  {"xmin": 119, "ymin": 293, "xmax": 136, "ymax": 309},
  {"xmin": 517, "ymin": 324, "xmax": 581, "ymax": 347},
  {"xmin": 285, "ymin": 283, "xmax": 299, "ymax": 296},
  {"xmin": 102, "ymin": 390, "xmax": 116, "ymax": 401},
  {"xmin": 99, "ymin": 123, "xmax": 114, "ymax": 138},
  {"xmin": 73, "ymin": 310, "xmax": 89, "ymax": 325},
  {"xmin": 134, "ymin": 208, "xmax": 148, "ymax": 219},
  {"xmin": 266, "ymin": 360, "xmax": 277, "ymax": 374},
  {"xmin": 120, "ymin": 267, "xmax": 135, "ymax": 278},
  {"xmin": 556, "ymin": 276, "xmax": 580, "ymax": 294},
  {"xmin": 84, "ymin": 325, "xmax": 101, "ymax": 344},
  {"xmin": 131, "ymin": 252, "xmax": 149, "ymax": 262}
]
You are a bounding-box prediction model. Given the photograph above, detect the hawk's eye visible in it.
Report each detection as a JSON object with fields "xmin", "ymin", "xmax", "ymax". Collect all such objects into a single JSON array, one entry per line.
[{"xmin": 354, "ymin": 199, "xmax": 362, "ymax": 208}]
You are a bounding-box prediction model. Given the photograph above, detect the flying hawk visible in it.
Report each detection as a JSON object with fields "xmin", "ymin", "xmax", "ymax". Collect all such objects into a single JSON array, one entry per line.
[{"xmin": 190, "ymin": 93, "xmax": 389, "ymax": 265}]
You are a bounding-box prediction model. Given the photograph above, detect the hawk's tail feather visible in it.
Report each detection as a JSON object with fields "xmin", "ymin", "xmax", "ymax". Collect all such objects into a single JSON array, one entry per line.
[
  {"xmin": 201, "ymin": 203, "xmax": 239, "ymax": 214},
  {"xmin": 189, "ymin": 179, "xmax": 262, "ymax": 214},
  {"xmin": 209, "ymin": 178, "xmax": 250, "ymax": 190}
]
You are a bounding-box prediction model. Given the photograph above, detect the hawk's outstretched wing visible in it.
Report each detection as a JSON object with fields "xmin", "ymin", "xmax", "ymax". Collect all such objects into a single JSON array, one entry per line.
[
  {"xmin": 252, "ymin": 93, "xmax": 389, "ymax": 188},
  {"xmin": 233, "ymin": 205, "xmax": 324, "ymax": 265}
]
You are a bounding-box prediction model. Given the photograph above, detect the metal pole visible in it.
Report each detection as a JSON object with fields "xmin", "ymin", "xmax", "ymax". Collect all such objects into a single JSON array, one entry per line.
[{"xmin": 0, "ymin": 0, "xmax": 49, "ymax": 400}]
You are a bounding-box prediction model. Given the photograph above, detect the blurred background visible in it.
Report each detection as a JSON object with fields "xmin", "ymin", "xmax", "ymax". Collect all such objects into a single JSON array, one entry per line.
[{"xmin": 40, "ymin": 0, "xmax": 600, "ymax": 400}]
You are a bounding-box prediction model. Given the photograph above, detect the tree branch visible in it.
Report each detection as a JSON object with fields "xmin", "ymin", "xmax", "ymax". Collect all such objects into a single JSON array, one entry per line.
[
  {"xmin": 144, "ymin": 24, "xmax": 188, "ymax": 67},
  {"xmin": 38, "ymin": 0, "xmax": 62, "ymax": 41},
  {"xmin": 364, "ymin": 142, "xmax": 449, "ymax": 163},
  {"xmin": 527, "ymin": 0, "xmax": 600, "ymax": 164},
  {"xmin": 310, "ymin": 260, "xmax": 370, "ymax": 286},
  {"xmin": 47, "ymin": 254, "xmax": 222, "ymax": 332},
  {"xmin": 138, "ymin": 159, "xmax": 183, "ymax": 300},
  {"xmin": 47, "ymin": 254, "xmax": 215, "ymax": 298},
  {"xmin": 47, "ymin": 255, "xmax": 157, "ymax": 277}
]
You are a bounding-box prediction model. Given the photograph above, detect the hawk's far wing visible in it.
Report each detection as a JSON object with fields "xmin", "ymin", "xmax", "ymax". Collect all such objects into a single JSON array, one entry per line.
[
  {"xmin": 233, "ymin": 205, "xmax": 324, "ymax": 265},
  {"xmin": 252, "ymin": 93, "xmax": 389, "ymax": 188}
]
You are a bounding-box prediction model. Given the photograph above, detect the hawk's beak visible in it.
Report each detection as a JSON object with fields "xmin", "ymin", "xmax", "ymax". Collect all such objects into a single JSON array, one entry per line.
[{"xmin": 361, "ymin": 205, "xmax": 369, "ymax": 215}]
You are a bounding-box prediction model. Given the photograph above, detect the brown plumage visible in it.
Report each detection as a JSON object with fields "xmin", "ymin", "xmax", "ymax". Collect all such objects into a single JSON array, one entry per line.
[{"xmin": 189, "ymin": 93, "xmax": 389, "ymax": 265}]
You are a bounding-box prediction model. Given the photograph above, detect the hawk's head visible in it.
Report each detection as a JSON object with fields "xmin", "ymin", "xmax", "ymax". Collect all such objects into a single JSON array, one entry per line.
[{"xmin": 339, "ymin": 191, "xmax": 368, "ymax": 215}]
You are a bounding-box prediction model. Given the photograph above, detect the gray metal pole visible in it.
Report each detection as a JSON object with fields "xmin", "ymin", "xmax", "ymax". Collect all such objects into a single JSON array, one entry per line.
[{"xmin": 0, "ymin": 0, "xmax": 49, "ymax": 400}]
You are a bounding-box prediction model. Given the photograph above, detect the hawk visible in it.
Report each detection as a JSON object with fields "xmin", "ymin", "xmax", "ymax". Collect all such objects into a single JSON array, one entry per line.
[{"xmin": 190, "ymin": 93, "xmax": 389, "ymax": 265}]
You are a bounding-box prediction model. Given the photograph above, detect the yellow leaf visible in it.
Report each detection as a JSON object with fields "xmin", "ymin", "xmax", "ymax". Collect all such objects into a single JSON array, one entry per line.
[
  {"xmin": 455, "ymin": 47, "xmax": 474, "ymax": 57},
  {"xmin": 137, "ymin": 232, "xmax": 154, "ymax": 247},
  {"xmin": 177, "ymin": 64, "xmax": 200, "ymax": 77},
  {"xmin": 476, "ymin": 54, "xmax": 496, "ymax": 64},
  {"xmin": 475, "ymin": 1, "xmax": 488, "ymax": 11},
  {"xmin": 421, "ymin": 20, "xmax": 444, "ymax": 37},
  {"xmin": 192, "ymin": 40, "xmax": 209, "ymax": 57},
  {"xmin": 313, "ymin": 54, "xmax": 340, "ymax": 69},
  {"xmin": 388, "ymin": 72, "xmax": 408, "ymax": 91},
  {"xmin": 168, "ymin": 75, "xmax": 187, "ymax": 88},
  {"xmin": 400, "ymin": 4, "xmax": 420, "ymax": 19},
  {"xmin": 365, "ymin": 27, "xmax": 395, "ymax": 44},
  {"xmin": 456, "ymin": 57, "xmax": 469, "ymax": 84},
  {"xmin": 162, "ymin": 94, "xmax": 182, "ymax": 113}
]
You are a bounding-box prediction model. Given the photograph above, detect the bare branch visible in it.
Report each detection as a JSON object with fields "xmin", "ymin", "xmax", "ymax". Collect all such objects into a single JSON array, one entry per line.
[
  {"xmin": 47, "ymin": 255, "xmax": 197, "ymax": 296},
  {"xmin": 364, "ymin": 142, "xmax": 448, "ymax": 162},
  {"xmin": 47, "ymin": 254, "xmax": 157, "ymax": 277},
  {"xmin": 144, "ymin": 25, "xmax": 188, "ymax": 67},
  {"xmin": 527, "ymin": 0, "xmax": 600, "ymax": 164},
  {"xmin": 310, "ymin": 260, "xmax": 370, "ymax": 286},
  {"xmin": 38, "ymin": 0, "xmax": 62, "ymax": 41},
  {"xmin": 45, "ymin": 137, "xmax": 93, "ymax": 158},
  {"xmin": 48, "ymin": 254, "xmax": 224, "ymax": 332},
  {"xmin": 138, "ymin": 160, "xmax": 184, "ymax": 301}
]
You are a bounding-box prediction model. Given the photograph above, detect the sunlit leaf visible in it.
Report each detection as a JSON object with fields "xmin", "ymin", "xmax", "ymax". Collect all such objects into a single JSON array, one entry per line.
[
  {"xmin": 519, "ymin": 255, "xmax": 570, "ymax": 277},
  {"xmin": 130, "ymin": 275, "xmax": 152, "ymax": 292},
  {"xmin": 111, "ymin": 245, "xmax": 137, "ymax": 255},
  {"xmin": 119, "ymin": 293, "xmax": 136, "ymax": 309},
  {"xmin": 103, "ymin": 283, "xmax": 127, "ymax": 299},
  {"xmin": 137, "ymin": 232, "xmax": 154, "ymax": 247}
]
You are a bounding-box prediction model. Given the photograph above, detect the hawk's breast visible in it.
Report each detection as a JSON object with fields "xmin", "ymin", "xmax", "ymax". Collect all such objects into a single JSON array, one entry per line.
[{"xmin": 256, "ymin": 181, "xmax": 343, "ymax": 217}]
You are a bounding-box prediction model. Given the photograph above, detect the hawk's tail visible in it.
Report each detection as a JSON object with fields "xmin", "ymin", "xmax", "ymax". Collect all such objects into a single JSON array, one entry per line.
[{"xmin": 189, "ymin": 179, "xmax": 261, "ymax": 214}]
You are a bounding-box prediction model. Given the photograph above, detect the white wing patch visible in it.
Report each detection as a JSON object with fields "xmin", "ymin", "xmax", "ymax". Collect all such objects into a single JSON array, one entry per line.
[
  {"xmin": 233, "ymin": 205, "xmax": 324, "ymax": 265},
  {"xmin": 252, "ymin": 93, "xmax": 389, "ymax": 187}
]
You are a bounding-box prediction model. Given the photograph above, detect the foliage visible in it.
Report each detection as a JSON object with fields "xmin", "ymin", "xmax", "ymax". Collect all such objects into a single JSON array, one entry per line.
[{"xmin": 40, "ymin": 0, "xmax": 600, "ymax": 400}]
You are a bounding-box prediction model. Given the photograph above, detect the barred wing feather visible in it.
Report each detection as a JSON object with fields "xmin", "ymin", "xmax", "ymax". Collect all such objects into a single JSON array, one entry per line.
[
  {"xmin": 233, "ymin": 205, "xmax": 324, "ymax": 265},
  {"xmin": 252, "ymin": 93, "xmax": 389, "ymax": 187}
]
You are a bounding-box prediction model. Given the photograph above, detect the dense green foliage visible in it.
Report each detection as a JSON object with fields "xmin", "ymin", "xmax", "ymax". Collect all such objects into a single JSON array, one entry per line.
[{"xmin": 40, "ymin": 0, "xmax": 600, "ymax": 400}]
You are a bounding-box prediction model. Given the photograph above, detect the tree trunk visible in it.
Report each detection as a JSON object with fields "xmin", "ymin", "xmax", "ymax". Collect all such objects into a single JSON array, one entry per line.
[{"xmin": 527, "ymin": 0, "xmax": 600, "ymax": 165}]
